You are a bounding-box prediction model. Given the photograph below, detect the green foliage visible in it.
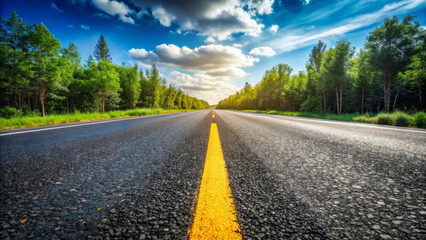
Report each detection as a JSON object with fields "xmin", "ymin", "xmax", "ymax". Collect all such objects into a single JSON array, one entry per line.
[
  {"xmin": 301, "ymin": 96, "xmax": 322, "ymax": 113},
  {"xmin": 93, "ymin": 34, "xmax": 111, "ymax": 62},
  {"xmin": 117, "ymin": 64, "xmax": 141, "ymax": 109},
  {"xmin": 30, "ymin": 22, "xmax": 62, "ymax": 116},
  {"xmin": 352, "ymin": 111, "xmax": 426, "ymax": 128},
  {"xmin": 376, "ymin": 113, "xmax": 393, "ymax": 125},
  {"xmin": 88, "ymin": 60, "xmax": 121, "ymax": 113},
  {"xmin": 412, "ymin": 112, "xmax": 426, "ymax": 128},
  {"xmin": 0, "ymin": 106, "xmax": 23, "ymax": 118},
  {"xmin": 366, "ymin": 15, "xmax": 422, "ymax": 112},
  {"xmin": 392, "ymin": 111, "xmax": 411, "ymax": 127}
]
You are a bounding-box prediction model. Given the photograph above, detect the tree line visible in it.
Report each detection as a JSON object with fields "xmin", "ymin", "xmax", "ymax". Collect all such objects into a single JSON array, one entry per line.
[
  {"xmin": 0, "ymin": 12, "xmax": 209, "ymax": 117},
  {"xmin": 217, "ymin": 15, "xmax": 425, "ymax": 114}
]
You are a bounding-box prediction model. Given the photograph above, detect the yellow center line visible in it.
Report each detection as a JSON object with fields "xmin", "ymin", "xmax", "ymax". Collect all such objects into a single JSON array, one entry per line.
[
  {"xmin": 188, "ymin": 123, "xmax": 241, "ymax": 239},
  {"xmin": 212, "ymin": 114, "xmax": 215, "ymax": 118}
]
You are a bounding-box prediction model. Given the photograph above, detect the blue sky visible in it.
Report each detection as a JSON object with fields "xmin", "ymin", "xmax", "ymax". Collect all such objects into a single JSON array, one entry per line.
[{"xmin": 1, "ymin": 0, "xmax": 425, "ymax": 104}]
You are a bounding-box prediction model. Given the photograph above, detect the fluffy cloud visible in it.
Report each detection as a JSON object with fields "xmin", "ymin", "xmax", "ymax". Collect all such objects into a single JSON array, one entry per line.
[
  {"xmin": 129, "ymin": 44, "xmax": 258, "ymax": 77},
  {"xmin": 169, "ymin": 71, "xmax": 239, "ymax": 104},
  {"xmin": 249, "ymin": 46, "xmax": 276, "ymax": 57},
  {"xmin": 130, "ymin": 0, "xmax": 274, "ymax": 41},
  {"xmin": 247, "ymin": 0, "xmax": 274, "ymax": 15},
  {"xmin": 129, "ymin": 43, "xmax": 259, "ymax": 104},
  {"xmin": 92, "ymin": 0, "xmax": 135, "ymax": 24},
  {"xmin": 268, "ymin": 24, "xmax": 279, "ymax": 32},
  {"xmin": 80, "ymin": 24, "xmax": 90, "ymax": 30},
  {"xmin": 151, "ymin": 6, "xmax": 176, "ymax": 27}
]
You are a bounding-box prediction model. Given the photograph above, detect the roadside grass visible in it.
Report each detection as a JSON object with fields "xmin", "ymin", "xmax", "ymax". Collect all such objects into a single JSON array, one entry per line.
[
  {"xmin": 243, "ymin": 110, "xmax": 426, "ymax": 128},
  {"xmin": 0, "ymin": 108, "xmax": 194, "ymax": 131}
]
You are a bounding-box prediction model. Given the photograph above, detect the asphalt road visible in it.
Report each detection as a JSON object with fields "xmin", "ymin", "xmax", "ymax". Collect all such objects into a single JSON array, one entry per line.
[{"xmin": 1, "ymin": 110, "xmax": 425, "ymax": 239}]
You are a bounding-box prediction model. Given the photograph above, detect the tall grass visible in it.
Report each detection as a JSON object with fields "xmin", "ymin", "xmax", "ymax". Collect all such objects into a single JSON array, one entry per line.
[
  {"xmin": 243, "ymin": 110, "xmax": 426, "ymax": 128},
  {"xmin": 0, "ymin": 108, "xmax": 194, "ymax": 131}
]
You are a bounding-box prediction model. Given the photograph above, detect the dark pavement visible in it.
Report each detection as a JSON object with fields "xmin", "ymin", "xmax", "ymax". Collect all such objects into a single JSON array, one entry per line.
[{"xmin": 1, "ymin": 110, "xmax": 425, "ymax": 239}]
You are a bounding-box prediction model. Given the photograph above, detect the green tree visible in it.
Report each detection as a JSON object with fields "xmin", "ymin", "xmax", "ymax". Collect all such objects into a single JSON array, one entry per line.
[
  {"xmin": 163, "ymin": 85, "xmax": 177, "ymax": 109},
  {"xmin": 139, "ymin": 69, "xmax": 153, "ymax": 107},
  {"xmin": 94, "ymin": 34, "xmax": 111, "ymax": 62},
  {"xmin": 320, "ymin": 40, "xmax": 354, "ymax": 115},
  {"xmin": 0, "ymin": 12, "xmax": 32, "ymax": 110},
  {"xmin": 30, "ymin": 23, "xmax": 61, "ymax": 117},
  {"xmin": 366, "ymin": 15, "xmax": 421, "ymax": 111},
  {"xmin": 398, "ymin": 28, "xmax": 425, "ymax": 105},
  {"xmin": 174, "ymin": 89, "xmax": 184, "ymax": 109},
  {"xmin": 89, "ymin": 60, "xmax": 121, "ymax": 113},
  {"xmin": 354, "ymin": 49, "xmax": 375, "ymax": 113},
  {"xmin": 117, "ymin": 64, "xmax": 141, "ymax": 109},
  {"xmin": 59, "ymin": 43, "xmax": 80, "ymax": 113},
  {"xmin": 148, "ymin": 64, "xmax": 162, "ymax": 108},
  {"xmin": 306, "ymin": 41, "xmax": 327, "ymax": 112}
]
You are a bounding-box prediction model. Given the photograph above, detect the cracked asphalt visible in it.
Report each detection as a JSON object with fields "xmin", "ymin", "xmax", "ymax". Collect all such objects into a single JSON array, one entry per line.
[{"xmin": 1, "ymin": 110, "xmax": 425, "ymax": 239}]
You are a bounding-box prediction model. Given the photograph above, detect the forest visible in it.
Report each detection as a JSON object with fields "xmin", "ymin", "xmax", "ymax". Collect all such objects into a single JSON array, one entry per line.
[
  {"xmin": 217, "ymin": 15, "xmax": 425, "ymax": 116},
  {"xmin": 0, "ymin": 12, "xmax": 209, "ymax": 118}
]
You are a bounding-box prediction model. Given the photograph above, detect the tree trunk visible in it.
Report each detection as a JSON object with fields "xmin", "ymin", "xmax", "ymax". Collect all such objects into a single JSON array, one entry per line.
[
  {"xmin": 361, "ymin": 85, "xmax": 365, "ymax": 114},
  {"xmin": 18, "ymin": 95, "xmax": 22, "ymax": 110},
  {"xmin": 14, "ymin": 94, "xmax": 18, "ymax": 109},
  {"xmin": 40, "ymin": 82, "xmax": 46, "ymax": 117},
  {"xmin": 28, "ymin": 95, "xmax": 31, "ymax": 112},
  {"xmin": 132, "ymin": 93, "xmax": 135, "ymax": 109},
  {"xmin": 335, "ymin": 85, "xmax": 340, "ymax": 115},
  {"xmin": 66, "ymin": 93, "xmax": 69, "ymax": 114},
  {"xmin": 101, "ymin": 95, "xmax": 105, "ymax": 114},
  {"xmin": 323, "ymin": 92, "xmax": 326, "ymax": 113},
  {"xmin": 384, "ymin": 71, "xmax": 391, "ymax": 112},
  {"xmin": 392, "ymin": 86, "xmax": 400, "ymax": 111},
  {"xmin": 339, "ymin": 84, "xmax": 343, "ymax": 115},
  {"xmin": 419, "ymin": 84, "xmax": 422, "ymax": 104}
]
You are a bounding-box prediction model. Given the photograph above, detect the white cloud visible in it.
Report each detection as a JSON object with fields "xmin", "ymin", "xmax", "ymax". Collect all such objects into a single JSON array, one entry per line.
[
  {"xmin": 130, "ymin": 43, "xmax": 259, "ymax": 104},
  {"xmin": 51, "ymin": 2, "xmax": 64, "ymax": 13},
  {"xmin": 94, "ymin": 12, "xmax": 112, "ymax": 18},
  {"xmin": 169, "ymin": 71, "xmax": 240, "ymax": 104},
  {"xmin": 129, "ymin": 44, "xmax": 258, "ymax": 75},
  {"xmin": 130, "ymin": 0, "xmax": 274, "ymax": 42},
  {"xmin": 92, "ymin": 0, "xmax": 135, "ymax": 24},
  {"xmin": 247, "ymin": 0, "xmax": 274, "ymax": 15},
  {"xmin": 80, "ymin": 24, "xmax": 90, "ymax": 30},
  {"xmin": 301, "ymin": 0, "xmax": 311, "ymax": 5},
  {"xmin": 67, "ymin": 24, "xmax": 74, "ymax": 28},
  {"xmin": 152, "ymin": 6, "xmax": 176, "ymax": 27},
  {"xmin": 268, "ymin": 0, "xmax": 426, "ymax": 53},
  {"xmin": 249, "ymin": 46, "xmax": 276, "ymax": 57},
  {"xmin": 268, "ymin": 24, "xmax": 279, "ymax": 32}
]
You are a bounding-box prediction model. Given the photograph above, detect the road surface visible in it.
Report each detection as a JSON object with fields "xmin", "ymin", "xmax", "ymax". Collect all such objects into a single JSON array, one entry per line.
[{"xmin": 1, "ymin": 110, "xmax": 425, "ymax": 239}]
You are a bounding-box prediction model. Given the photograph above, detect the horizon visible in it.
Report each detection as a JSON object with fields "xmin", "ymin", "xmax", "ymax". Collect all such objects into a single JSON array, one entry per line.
[{"xmin": 2, "ymin": 0, "xmax": 425, "ymax": 104}]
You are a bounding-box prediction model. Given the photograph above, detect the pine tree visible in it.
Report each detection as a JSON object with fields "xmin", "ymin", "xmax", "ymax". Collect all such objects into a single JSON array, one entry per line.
[{"xmin": 93, "ymin": 34, "xmax": 111, "ymax": 62}]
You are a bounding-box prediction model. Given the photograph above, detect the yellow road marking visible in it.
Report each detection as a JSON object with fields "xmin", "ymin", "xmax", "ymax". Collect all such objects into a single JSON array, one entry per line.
[
  {"xmin": 188, "ymin": 123, "xmax": 241, "ymax": 239},
  {"xmin": 212, "ymin": 114, "xmax": 215, "ymax": 118}
]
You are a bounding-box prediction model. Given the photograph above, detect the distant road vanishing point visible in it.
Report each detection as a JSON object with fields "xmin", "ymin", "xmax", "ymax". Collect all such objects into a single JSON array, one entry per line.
[{"xmin": 1, "ymin": 110, "xmax": 425, "ymax": 239}]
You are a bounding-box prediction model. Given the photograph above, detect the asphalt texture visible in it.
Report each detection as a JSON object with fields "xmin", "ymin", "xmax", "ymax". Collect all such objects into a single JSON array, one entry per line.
[{"xmin": 1, "ymin": 110, "xmax": 425, "ymax": 239}]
